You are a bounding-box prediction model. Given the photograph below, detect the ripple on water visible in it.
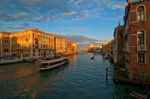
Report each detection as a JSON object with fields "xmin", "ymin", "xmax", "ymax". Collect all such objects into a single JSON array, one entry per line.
[{"xmin": 0, "ymin": 53, "xmax": 146, "ymax": 99}]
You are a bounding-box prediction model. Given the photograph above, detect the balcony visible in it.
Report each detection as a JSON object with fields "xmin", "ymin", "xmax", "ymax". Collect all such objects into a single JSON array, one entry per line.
[{"xmin": 137, "ymin": 45, "xmax": 146, "ymax": 51}]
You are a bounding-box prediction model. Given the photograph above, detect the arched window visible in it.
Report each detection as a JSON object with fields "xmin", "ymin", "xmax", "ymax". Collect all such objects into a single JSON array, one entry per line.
[
  {"xmin": 137, "ymin": 6, "xmax": 145, "ymax": 21},
  {"xmin": 137, "ymin": 31, "xmax": 145, "ymax": 46}
]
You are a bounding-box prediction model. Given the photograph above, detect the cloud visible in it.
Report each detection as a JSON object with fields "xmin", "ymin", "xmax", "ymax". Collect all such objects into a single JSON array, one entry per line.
[
  {"xmin": 106, "ymin": 2, "xmax": 126, "ymax": 10},
  {"xmin": 95, "ymin": 0, "xmax": 126, "ymax": 10},
  {"xmin": 20, "ymin": 0, "xmax": 45, "ymax": 5},
  {"xmin": 63, "ymin": 11, "xmax": 77, "ymax": 16},
  {"xmin": 0, "ymin": 22, "xmax": 31, "ymax": 31},
  {"xmin": 69, "ymin": 0, "xmax": 84, "ymax": 6},
  {"xmin": 0, "ymin": 0, "xmax": 126, "ymax": 35},
  {"xmin": 97, "ymin": 15, "xmax": 123, "ymax": 21},
  {"xmin": 0, "ymin": 11, "xmax": 9, "ymax": 20},
  {"xmin": 54, "ymin": 34, "xmax": 99, "ymax": 44},
  {"xmin": 0, "ymin": 0, "xmax": 70, "ymax": 22},
  {"xmin": 12, "ymin": 12, "xmax": 28, "ymax": 20},
  {"xmin": 0, "ymin": 0, "xmax": 125, "ymax": 23},
  {"xmin": 64, "ymin": 27, "xmax": 87, "ymax": 33}
]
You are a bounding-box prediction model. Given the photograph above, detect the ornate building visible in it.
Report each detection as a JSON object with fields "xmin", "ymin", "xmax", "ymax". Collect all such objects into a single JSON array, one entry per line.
[
  {"xmin": 87, "ymin": 43, "xmax": 101, "ymax": 53},
  {"xmin": 113, "ymin": 24, "xmax": 124, "ymax": 65},
  {"xmin": 0, "ymin": 29, "xmax": 77, "ymax": 59},
  {"xmin": 0, "ymin": 29, "xmax": 54, "ymax": 59},
  {"xmin": 49, "ymin": 33, "xmax": 55, "ymax": 51},
  {"xmin": 11, "ymin": 29, "xmax": 51, "ymax": 59},
  {"xmin": 0, "ymin": 32, "xmax": 11, "ymax": 58},
  {"xmin": 67, "ymin": 42, "xmax": 77, "ymax": 55},
  {"xmin": 102, "ymin": 40, "xmax": 113, "ymax": 58},
  {"xmin": 54, "ymin": 36, "xmax": 67, "ymax": 56},
  {"xmin": 124, "ymin": 0, "xmax": 150, "ymax": 79}
]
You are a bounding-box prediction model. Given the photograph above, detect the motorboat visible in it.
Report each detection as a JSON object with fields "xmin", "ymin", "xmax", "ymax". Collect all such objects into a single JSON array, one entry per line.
[
  {"xmin": 39, "ymin": 57, "xmax": 69, "ymax": 71},
  {"xmin": 91, "ymin": 56, "xmax": 94, "ymax": 60}
]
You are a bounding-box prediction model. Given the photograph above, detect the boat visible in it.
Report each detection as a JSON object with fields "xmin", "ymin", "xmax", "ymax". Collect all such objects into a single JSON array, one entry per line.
[
  {"xmin": 39, "ymin": 57, "xmax": 69, "ymax": 71},
  {"xmin": 91, "ymin": 56, "xmax": 94, "ymax": 60},
  {"xmin": 126, "ymin": 89, "xmax": 150, "ymax": 99},
  {"xmin": 129, "ymin": 92, "xmax": 147, "ymax": 99},
  {"xmin": 104, "ymin": 54, "xmax": 109, "ymax": 59}
]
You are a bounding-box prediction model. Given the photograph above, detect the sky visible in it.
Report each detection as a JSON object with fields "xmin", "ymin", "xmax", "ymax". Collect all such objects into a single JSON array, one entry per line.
[{"xmin": 0, "ymin": 0, "xmax": 128, "ymax": 41}]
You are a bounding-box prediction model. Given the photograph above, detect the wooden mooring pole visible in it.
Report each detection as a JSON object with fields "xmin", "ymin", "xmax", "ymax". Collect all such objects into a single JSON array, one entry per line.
[{"xmin": 106, "ymin": 67, "xmax": 108, "ymax": 82}]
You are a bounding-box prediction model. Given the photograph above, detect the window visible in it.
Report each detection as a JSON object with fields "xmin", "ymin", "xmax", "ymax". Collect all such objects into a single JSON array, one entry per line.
[
  {"xmin": 26, "ymin": 38, "xmax": 28, "ymax": 42},
  {"xmin": 32, "ymin": 33, "xmax": 34, "ymax": 38},
  {"xmin": 138, "ymin": 53, "xmax": 146, "ymax": 64},
  {"xmin": 4, "ymin": 49, "xmax": 7, "ymax": 53},
  {"xmin": 137, "ymin": 6, "xmax": 145, "ymax": 21},
  {"xmin": 137, "ymin": 31, "xmax": 145, "ymax": 46}
]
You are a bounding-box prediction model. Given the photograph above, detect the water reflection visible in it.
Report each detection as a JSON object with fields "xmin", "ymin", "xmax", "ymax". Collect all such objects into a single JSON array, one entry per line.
[
  {"xmin": 15, "ymin": 67, "xmax": 33, "ymax": 79},
  {"xmin": 0, "ymin": 53, "xmax": 145, "ymax": 99},
  {"xmin": 67, "ymin": 54, "xmax": 77, "ymax": 72},
  {"xmin": 67, "ymin": 54, "xmax": 77, "ymax": 60}
]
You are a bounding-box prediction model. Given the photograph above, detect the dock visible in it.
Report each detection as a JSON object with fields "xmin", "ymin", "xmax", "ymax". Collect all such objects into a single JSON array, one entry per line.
[{"xmin": 0, "ymin": 59, "xmax": 23, "ymax": 65}]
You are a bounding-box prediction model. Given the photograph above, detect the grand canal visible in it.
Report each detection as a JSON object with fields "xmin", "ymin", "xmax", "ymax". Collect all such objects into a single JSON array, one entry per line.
[{"xmin": 0, "ymin": 53, "xmax": 145, "ymax": 99}]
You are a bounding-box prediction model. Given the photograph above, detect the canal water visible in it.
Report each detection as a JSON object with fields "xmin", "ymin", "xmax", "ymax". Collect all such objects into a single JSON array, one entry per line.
[{"xmin": 0, "ymin": 53, "xmax": 145, "ymax": 99}]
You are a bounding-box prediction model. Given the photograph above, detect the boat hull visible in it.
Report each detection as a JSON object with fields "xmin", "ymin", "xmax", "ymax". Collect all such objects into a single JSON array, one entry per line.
[{"xmin": 39, "ymin": 59, "xmax": 69, "ymax": 71}]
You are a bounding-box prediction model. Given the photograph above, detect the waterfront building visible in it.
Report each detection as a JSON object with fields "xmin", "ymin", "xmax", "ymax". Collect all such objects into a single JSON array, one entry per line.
[
  {"xmin": 54, "ymin": 36, "xmax": 67, "ymax": 56},
  {"xmin": 102, "ymin": 40, "xmax": 113, "ymax": 59},
  {"xmin": 0, "ymin": 29, "xmax": 54, "ymax": 59},
  {"xmin": 0, "ymin": 29, "xmax": 77, "ymax": 59},
  {"xmin": 49, "ymin": 33, "xmax": 55, "ymax": 50},
  {"xmin": 67, "ymin": 42, "xmax": 77, "ymax": 55},
  {"xmin": 124, "ymin": 0, "xmax": 150, "ymax": 79},
  {"xmin": 113, "ymin": 24, "xmax": 124, "ymax": 65},
  {"xmin": 0, "ymin": 32, "xmax": 11, "ymax": 58},
  {"xmin": 11, "ymin": 29, "xmax": 51, "ymax": 59},
  {"xmin": 49, "ymin": 33, "xmax": 55, "ymax": 57},
  {"xmin": 87, "ymin": 43, "xmax": 101, "ymax": 53}
]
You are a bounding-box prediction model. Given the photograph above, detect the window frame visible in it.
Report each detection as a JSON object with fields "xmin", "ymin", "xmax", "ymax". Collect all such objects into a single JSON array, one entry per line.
[
  {"xmin": 137, "ymin": 52, "xmax": 146, "ymax": 64},
  {"xmin": 137, "ymin": 30, "xmax": 146, "ymax": 46},
  {"xmin": 137, "ymin": 30, "xmax": 147, "ymax": 52},
  {"xmin": 136, "ymin": 5, "xmax": 146, "ymax": 21}
]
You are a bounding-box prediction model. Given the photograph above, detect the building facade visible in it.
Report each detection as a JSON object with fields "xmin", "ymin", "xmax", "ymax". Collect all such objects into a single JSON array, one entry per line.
[
  {"xmin": 124, "ymin": 0, "xmax": 150, "ymax": 79},
  {"xmin": 102, "ymin": 40, "xmax": 113, "ymax": 59},
  {"xmin": 67, "ymin": 42, "xmax": 77, "ymax": 55},
  {"xmin": 11, "ymin": 29, "xmax": 51, "ymax": 59},
  {"xmin": 54, "ymin": 36, "xmax": 67, "ymax": 56},
  {"xmin": 0, "ymin": 29, "xmax": 77, "ymax": 59},
  {"xmin": 0, "ymin": 32, "xmax": 11, "ymax": 58},
  {"xmin": 87, "ymin": 43, "xmax": 101, "ymax": 53},
  {"xmin": 49, "ymin": 33, "xmax": 55, "ymax": 51},
  {"xmin": 113, "ymin": 25, "xmax": 124, "ymax": 65}
]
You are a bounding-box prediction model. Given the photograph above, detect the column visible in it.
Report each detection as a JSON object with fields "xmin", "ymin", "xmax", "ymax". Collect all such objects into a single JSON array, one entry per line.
[
  {"xmin": 0, "ymin": 36, "xmax": 2, "ymax": 58},
  {"xmin": 30, "ymin": 32, "xmax": 33, "ymax": 58},
  {"xmin": 9, "ymin": 35, "xmax": 12, "ymax": 57}
]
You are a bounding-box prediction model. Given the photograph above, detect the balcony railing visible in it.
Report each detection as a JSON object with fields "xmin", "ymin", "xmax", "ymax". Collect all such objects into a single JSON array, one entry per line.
[{"xmin": 137, "ymin": 45, "xmax": 146, "ymax": 51}]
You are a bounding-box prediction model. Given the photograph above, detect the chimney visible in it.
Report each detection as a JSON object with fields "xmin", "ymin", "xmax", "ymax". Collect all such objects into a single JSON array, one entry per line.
[{"xmin": 126, "ymin": 0, "xmax": 132, "ymax": 4}]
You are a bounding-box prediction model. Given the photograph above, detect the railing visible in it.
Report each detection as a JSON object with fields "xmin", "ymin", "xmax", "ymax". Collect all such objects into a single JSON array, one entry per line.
[{"xmin": 137, "ymin": 45, "xmax": 146, "ymax": 51}]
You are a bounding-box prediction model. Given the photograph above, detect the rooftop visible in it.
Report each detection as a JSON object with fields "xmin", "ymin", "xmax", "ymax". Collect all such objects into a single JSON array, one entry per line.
[{"xmin": 130, "ymin": 0, "xmax": 150, "ymax": 5}]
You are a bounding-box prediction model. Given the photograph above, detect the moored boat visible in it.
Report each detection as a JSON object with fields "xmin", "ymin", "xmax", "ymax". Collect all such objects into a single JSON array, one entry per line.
[
  {"xmin": 39, "ymin": 57, "xmax": 69, "ymax": 71},
  {"xmin": 125, "ymin": 89, "xmax": 150, "ymax": 99},
  {"xmin": 91, "ymin": 56, "xmax": 94, "ymax": 60}
]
